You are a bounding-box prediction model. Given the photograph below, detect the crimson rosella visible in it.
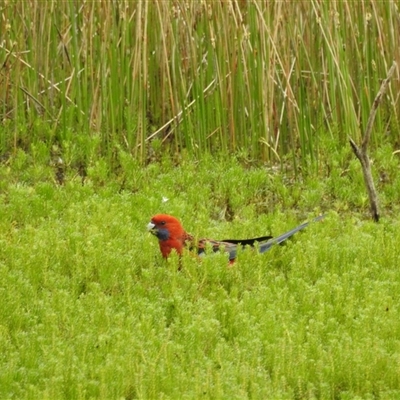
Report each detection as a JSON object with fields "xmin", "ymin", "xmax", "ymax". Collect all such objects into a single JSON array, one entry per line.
[{"xmin": 147, "ymin": 214, "xmax": 324, "ymax": 262}]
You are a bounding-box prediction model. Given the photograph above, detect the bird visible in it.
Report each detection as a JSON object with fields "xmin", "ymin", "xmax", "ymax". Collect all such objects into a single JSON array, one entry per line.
[{"xmin": 147, "ymin": 213, "xmax": 324, "ymax": 262}]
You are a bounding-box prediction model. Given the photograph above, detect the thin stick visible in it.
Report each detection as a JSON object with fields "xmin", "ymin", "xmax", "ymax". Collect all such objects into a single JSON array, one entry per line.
[
  {"xmin": 145, "ymin": 77, "xmax": 217, "ymax": 144},
  {"xmin": 349, "ymin": 61, "xmax": 397, "ymax": 222}
]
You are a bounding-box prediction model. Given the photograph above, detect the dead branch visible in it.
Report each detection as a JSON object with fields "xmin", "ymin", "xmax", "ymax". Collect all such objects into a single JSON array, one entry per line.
[{"xmin": 349, "ymin": 61, "xmax": 397, "ymax": 222}]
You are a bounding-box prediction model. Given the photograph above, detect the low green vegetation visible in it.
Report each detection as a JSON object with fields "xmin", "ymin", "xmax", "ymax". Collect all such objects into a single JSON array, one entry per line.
[
  {"xmin": 1, "ymin": 1, "xmax": 400, "ymax": 398},
  {"xmin": 1, "ymin": 147, "xmax": 400, "ymax": 399}
]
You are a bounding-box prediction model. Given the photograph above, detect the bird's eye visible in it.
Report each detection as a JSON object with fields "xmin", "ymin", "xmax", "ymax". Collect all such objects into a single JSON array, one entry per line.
[{"xmin": 160, "ymin": 221, "xmax": 166, "ymax": 225}]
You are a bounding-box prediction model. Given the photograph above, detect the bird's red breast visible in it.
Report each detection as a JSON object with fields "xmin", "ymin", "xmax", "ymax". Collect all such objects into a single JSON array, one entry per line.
[{"xmin": 147, "ymin": 214, "xmax": 194, "ymax": 258}]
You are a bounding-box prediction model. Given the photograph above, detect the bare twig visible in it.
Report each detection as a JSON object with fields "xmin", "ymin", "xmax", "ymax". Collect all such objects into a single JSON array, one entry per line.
[
  {"xmin": 144, "ymin": 76, "xmax": 218, "ymax": 144},
  {"xmin": 349, "ymin": 61, "xmax": 397, "ymax": 222},
  {"xmin": 0, "ymin": 43, "xmax": 84, "ymax": 113}
]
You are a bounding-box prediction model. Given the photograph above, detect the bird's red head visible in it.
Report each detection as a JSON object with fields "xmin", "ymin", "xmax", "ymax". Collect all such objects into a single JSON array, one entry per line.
[{"xmin": 147, "ymin": 214, "xmax": 187, "ymax": 258}]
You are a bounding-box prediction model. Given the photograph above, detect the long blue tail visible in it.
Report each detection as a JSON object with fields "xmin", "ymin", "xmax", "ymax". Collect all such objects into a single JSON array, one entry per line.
[{"xmin": 258, "ymin": 214, "xmax": 325, "ymax": 254}]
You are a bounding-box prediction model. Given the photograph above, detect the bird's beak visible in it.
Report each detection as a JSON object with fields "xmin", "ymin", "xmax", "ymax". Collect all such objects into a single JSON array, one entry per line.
[{"xmin": 147, "ymin": 221, "xmax": 156, "ymax": 234}]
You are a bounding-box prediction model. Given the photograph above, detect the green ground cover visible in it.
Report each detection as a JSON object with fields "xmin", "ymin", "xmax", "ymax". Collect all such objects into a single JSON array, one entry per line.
[
  {"xmin": 1, "ymin": 1, "xmax": 400, "ymax": 398},
  {"xmin": 1, "ymin": 149, "xmax": 400, "ymax": 399}
]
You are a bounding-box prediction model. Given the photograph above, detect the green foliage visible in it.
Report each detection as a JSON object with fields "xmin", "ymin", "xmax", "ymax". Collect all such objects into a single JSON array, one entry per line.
[
  {"xmin": 1, "ymin": 1, "xmax": 400, "ymax": 397},
  {"xmin": 1, "ymin": 1, "xmax": 399, "ymax": 165},
  {"xmin": 1, "ymin": 152, "xmax": 400, "ymax": 398}
]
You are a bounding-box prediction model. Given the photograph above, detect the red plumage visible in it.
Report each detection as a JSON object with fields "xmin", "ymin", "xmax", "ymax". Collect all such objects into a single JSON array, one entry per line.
[
  {"xmin": 148, "ymin": 213, "xmax": 324, "ymax": 262},
  {"xmin": 147, "ymin": 214, "xmax": 191, "ymax": 258}
]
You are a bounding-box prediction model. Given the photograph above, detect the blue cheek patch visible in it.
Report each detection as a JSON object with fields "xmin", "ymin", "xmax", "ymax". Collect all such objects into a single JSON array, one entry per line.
[{"xmin": 156, "ymin": 228, "xmax": 170, "ymax": 241}]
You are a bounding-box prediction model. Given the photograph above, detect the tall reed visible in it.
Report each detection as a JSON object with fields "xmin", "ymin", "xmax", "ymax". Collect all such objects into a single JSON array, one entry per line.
[{"xmin": 0, "ymin": 1, "xmax": 399, "ymax": 166}]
